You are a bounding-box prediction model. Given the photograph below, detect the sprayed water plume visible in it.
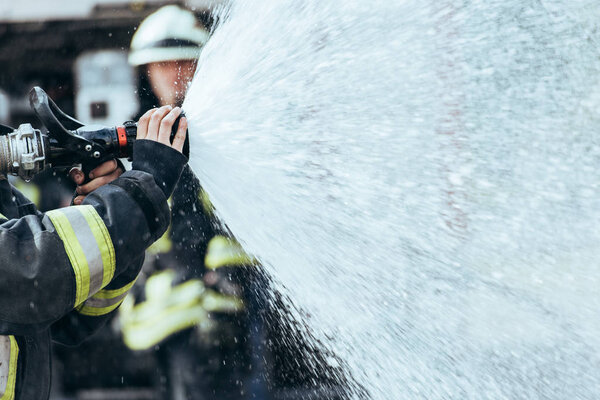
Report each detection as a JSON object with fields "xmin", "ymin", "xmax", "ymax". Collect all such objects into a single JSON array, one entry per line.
[{"xmin": 184, "ymin": 1, "xmax": 600, "ymax": 398}]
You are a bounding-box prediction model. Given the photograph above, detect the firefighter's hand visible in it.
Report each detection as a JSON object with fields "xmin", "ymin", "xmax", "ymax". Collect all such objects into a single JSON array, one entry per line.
[
  {"xmin": 136, "ymin": 105, "xmax": 187, "ymax": 153},
  {"xmin": 70, "ymin": 159, "xmax": 124, "ymax": 205}
]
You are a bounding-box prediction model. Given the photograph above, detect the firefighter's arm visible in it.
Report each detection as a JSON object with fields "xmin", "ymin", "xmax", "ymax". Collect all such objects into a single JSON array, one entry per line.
[
  {"xmin": 51, "ymin": 107, "xmax": 189, "ymax": 344},
  {"xmin": 50, "ymin": 255, "xmax": 144, "ymax": 346},
  {"xmin": 0, "ymin": 106, "xmax": 188, "ymax": 334}
]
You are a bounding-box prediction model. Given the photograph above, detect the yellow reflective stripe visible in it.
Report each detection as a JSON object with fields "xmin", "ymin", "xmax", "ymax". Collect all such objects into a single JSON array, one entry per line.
[
  {"xmin": 77, "ymin": 278, "xmax": 138, "ymax": 316},
  {"xmin": 78, "ymin": 298, "xmax": 127, "ymax": 317},
  {"xmin": 13, "ymin": 180, "xmax": 40, "ymax": 209},
  {"xmin": 0, "ymin": 336, "xmax": 19, "ymax": 400},
  {"xmin": 47, "ymin": 205, "xmax": 116, "ymax": 306},
  {"xmin": 5, "ymin": 337, "xmax": 18, "ymax": 400},
  {"xmin": 144, "ymin": 270, "xmax": 176, "ymax": 302},
  {"xmin": 132, "ymin": 279, "xmax": 203, "ymax": 322},
  {"xmin": 120, "ymin": 280, "xmax": 243, "ymax": 350},
  {"xmin": 47, "ymin": 209, "xmax": 91, "ymax": 305},
  {"xmin": 80, "ymin": 206, "xmax": 115, "ymax": 288},
  {"xmin": 201, "ymin": 290, "xmax": 244, "ymax": 313},
  {"xmin": 205, "ymin": 235, "xmax": 254, "ymax": 269},
  {"xmin": 93, "ymin": 279, "xmax": 136, "ymax": 300},
  {"xmin": 122, "ymin": 303, "xmax": 209, "ymax": 350},
  {"xmin": 120, "ymin": 278, "xmax": 206, "ymax": 349},
  {"xmin": 0, "ymin": 213, "xmax": 6, "ymax": 220},
  {"xmin": 198, "ymin": 189, "xmax": 215, "ymax": 216}
]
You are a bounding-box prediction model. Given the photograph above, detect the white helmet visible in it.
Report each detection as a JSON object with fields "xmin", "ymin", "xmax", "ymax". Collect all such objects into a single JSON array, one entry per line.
[{"xmin": 129, "ymin": 5, "xmax": 210, "ymax": 66}]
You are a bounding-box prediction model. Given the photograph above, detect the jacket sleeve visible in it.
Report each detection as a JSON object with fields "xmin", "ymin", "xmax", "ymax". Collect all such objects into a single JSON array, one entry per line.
[
  {"xmin": 0, "ymin": 140, "xmax": 186, "ymax": 336},
  {"xmin": 50, "ymin": 255, "xmax": 145, "ymax": 347}
]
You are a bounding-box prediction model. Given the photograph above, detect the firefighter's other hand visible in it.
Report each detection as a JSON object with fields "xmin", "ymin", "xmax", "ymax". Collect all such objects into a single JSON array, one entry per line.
[
  {"xmin": 136, "ymin": 105, "xmax": 187, "ymax": 153},
  {"xmin": 70, "ymin": 159, "xmax": 124, "ymax": 205}
]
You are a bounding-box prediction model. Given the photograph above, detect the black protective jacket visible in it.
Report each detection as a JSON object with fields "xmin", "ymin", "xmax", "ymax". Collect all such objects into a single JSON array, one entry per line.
[{"xmin": 0, "ymin": 140, "xmax": 186, "ymax": 400}]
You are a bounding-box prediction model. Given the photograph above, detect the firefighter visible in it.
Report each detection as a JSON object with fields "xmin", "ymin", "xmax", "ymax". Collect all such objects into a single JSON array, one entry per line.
[
  {"xmin": 128, "ymin": 4, "xmax": 208, "ymax": 108},
  {"xmin": 0, "ymin": 105, "xmax": 188, "ymax": 400}
]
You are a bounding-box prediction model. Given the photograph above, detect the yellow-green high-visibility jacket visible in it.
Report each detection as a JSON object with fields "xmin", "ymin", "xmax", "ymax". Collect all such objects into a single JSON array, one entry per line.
[{"xmin": 0, "ymin": 139, "xmax": 187, "ymax": 400}]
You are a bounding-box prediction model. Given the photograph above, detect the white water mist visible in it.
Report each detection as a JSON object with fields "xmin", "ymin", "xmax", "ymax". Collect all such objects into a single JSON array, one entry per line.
[{"xmin": 184, "ymin": 1, "xmax": 600, "ymax": 398}]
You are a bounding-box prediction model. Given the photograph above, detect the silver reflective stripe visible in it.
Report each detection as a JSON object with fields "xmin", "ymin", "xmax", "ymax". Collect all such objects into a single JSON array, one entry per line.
[
  {"xmin": 0, "ymin": 336, "xmax": 17, "ymax": 399},
  {"xmin": 84, "ymin": 290, "xmax": 130, "ymax": 309},
  {"xmin": 0, "ymin": 336, "xmax": 9, "ymax": 397},
  {"xmin": 78, "ymin": 278, "xmax": 138, "ymax": 317},
  {"xmin": 60, "ymin": 208, "xmax": 105, "ymax": 296}
]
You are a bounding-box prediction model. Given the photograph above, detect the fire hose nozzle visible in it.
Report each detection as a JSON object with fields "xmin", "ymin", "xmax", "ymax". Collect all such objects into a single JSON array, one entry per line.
[{"xmin": 0, "ymin": 87, "xmax": 189, "ymax": 182}]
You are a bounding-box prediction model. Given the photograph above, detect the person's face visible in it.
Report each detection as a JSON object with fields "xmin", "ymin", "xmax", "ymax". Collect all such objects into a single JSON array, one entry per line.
[{"xmin": 146, "ymin": 60, "xmax": 197, "ymax": 107}]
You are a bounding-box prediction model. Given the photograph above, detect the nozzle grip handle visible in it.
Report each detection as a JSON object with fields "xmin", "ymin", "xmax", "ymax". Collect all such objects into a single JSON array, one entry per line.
[{"xmin": 118, "ymin": 113, "xmax": 189, "ymax": 160}]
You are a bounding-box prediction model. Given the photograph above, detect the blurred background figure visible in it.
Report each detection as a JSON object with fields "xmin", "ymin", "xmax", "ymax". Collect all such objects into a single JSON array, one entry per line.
[{"xmin": 128, "ymin": 5, "xmax": 207, "ymax": 108}]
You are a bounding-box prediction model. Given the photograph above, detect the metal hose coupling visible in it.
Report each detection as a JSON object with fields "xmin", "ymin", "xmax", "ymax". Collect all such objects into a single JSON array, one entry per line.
[{"xmin": 0, "ymin": 124, "xmax": 46, "ymax": 181}]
